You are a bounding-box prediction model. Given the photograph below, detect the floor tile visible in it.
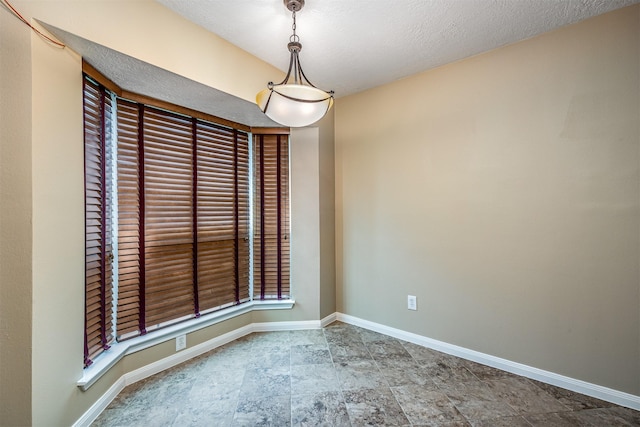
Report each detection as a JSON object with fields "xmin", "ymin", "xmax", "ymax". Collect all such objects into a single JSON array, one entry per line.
[
  {"xmin": 323, "ymin": 323, "xmax": 363, "ymax": 345},
  {"xmin": 439, "ymin": 380, "xmax": 517, "ymax": 422},
  {"xmin": 428, "ymin": 363, "xmax": 481, "ymax": 387},
  {"xmin": 324, "ymin": 321, "xmax": 360, "ymax": 333},
  {"xmin": 401, "ymin": 341, "xmax": 447, "ymax": 362},
  {"xmin": 328, "ymin": 341, "xmax": 372, "ymax": 362},
  {"xmin": 335, "ymin": 359, "xmax": 389, "ymax": 390},
  {"xmin": 525, "ymin": 410, "xmax": 593, "ymax": 426},
  {"xmin": 118, "ymin": 369, "xmax": 194, "ymax": 409},
  {"xmin": 417, "ymin": 351, "xmax": 466, "ymax": 370},
  {"xmin": 291, "ymin": 363, "xmax": 340, "ymax": 394},
  {"xmin": 291, "ymin": 390, "xmax": 351, "ymax": 426},
  {"xmin": 528, "ymin": 379, "xmax": 615, "ymax": 411},
  {"xmin": 471, "ymin": 415, "xmax": 531, "ymax": 427},
  {"xmin": 291, "ymin": 344, "xmax": 332, "ymax": 365},
  {"xmin": 172, "ymin": 390, "xmax": 238, "ymax": 426},
  {"xmin": 187, "ymin": 369, "xmax": 245, "ymax": 399},
  {"xmin": 106, "ymin": 383, "xmax": 161, "ymax": 411},
  {"xmin": 94, "ymin": 404, "xmax": 180, "ymax": 427},
  {"xmin": 228, "ymin": 333, "xmax": 259, "ymax": 350},
  {"xmin": 239, "ymin": 366, "xmax": 290, "ymax": 398},
  {"xmin": 484, "ymin": 376, "xmax": 569, "ymax": 415},
  {"xmin": 289, "ymin": 329, "xmax": 327, "ymax": 346},
  {"xmin": 199, "ymin": 343, "xmax": 254, "ymax": 372},
  {"xmin": 391, "ymin": 384, "xmax": 469, "ymax": 426},
  {"xmin": 375, "ymin": 357, "xmax": 437, "ymax": 387},
  {"xmin": 92, "ymin": 322, "xmax": 640, "ymax": 427},
  {"xmin": 358, "ymin": 328, "xmax": 397, "ymax": 343},
  {"xmin": 568, "ymin": 407, "xmax": 640, "ymax": 426},
  {"xmin": 247, "ymin": 345, "xmax": 291, "ymax": 369},
  {"xmin": 366, "ymin": 338, "xmax": 413, "ymax": 360},
  {"xmin": 344, "ymin": 387, "xmax": 409, "ymax": 426},
  {"xmin": 249, "ymin": 331, "xmax": 292, "ymax": 349},
  {"xmin": 606, "ymin": 406, "xmax": 640, "ymax": 425},
  {"xmin": 232, "ymin": 394, "xmax": 291, "ymax": 427},
  {"xmin": 461, "ymin": 360, "xmax": 519, "ymax": 381}
]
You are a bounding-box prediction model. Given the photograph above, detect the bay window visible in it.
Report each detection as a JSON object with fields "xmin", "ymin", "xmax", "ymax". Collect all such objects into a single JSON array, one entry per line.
[{"xmin": 83, "ymin": 73, "xmax": 290, "ymax": 367}]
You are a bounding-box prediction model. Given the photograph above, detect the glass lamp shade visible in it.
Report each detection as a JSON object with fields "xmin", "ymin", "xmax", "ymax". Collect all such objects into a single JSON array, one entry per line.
[{"xmin": 256, "ymin": 84, "xmax": 334, "ymax": 128}]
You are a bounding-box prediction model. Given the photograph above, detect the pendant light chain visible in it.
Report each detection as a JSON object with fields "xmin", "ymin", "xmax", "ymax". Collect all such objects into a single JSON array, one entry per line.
[
  {"xmin": 291, "ymin": 9, "xmax": 298, "ymax": 42},
  {"xmin": 291, "ymin": 10, "xmax": 300, "ymax": 84}
]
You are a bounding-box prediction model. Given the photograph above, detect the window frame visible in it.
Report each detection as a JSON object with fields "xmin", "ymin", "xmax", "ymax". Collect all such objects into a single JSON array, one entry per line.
[
  {"xmin": 82, "ymin": 63, "xmax": 293, "ymax": 382},
  {"xmin": 83, "ymin": 77, "xmax": 116, "ymax": 365}
]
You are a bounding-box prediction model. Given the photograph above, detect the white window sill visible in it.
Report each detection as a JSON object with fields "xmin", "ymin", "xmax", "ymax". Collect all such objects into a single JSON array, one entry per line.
[{"xmin": 77, "ymin": 299, "xmax": 294, "ymax": 391}]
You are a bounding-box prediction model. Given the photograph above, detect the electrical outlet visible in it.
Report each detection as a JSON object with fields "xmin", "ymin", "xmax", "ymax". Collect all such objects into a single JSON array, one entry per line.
[
  {"xmin": 176, "ymin": 334, "xmax": 186, "ymax": 351},
  {"xmin": 407, "ymin": 295, "xmax": 417, "ymax": 311}
]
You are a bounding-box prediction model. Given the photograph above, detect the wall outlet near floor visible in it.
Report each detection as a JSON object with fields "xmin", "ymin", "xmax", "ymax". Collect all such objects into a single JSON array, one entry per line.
[
  {"xmin": 407, "ymin": 295, "xmax": 417, "ymax": 311},
  {"xmin": 176, "ymin": 334, "xmax": 186, "ymax": 351}
]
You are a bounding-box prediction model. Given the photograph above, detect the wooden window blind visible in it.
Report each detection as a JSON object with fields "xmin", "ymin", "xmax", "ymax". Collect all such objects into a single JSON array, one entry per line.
[
  {"xmin": 112, "ymin": 99, "xmax": 253, "ymax": 338},
  {"xmin": 114, "ymin": 100, "xmax": 142, "ymax": 337},
  {"xmin": 196, "ymin": 122, "xmax": 250, "ymax": 311},
  {"xmin": 253, "ymin": 134, "xmax": 290, "ymax": 300},
  {"xmin": 84, "ymin": 73, "xmax": 290, "ymax": 361},
  {"xmin": 83, "ymin": 77, "xmax": 114, "ymax": 367},
  {"xmin": 143, "ymin": 107, "xmax": 195, "ymax": 328}
]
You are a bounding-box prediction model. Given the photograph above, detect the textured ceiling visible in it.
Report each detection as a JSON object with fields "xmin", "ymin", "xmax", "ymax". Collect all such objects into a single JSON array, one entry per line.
[
  {"xmin": 41, "ymin": 1, "xmax": 638, "ymax": 128},
  {"xmin": 156, "ymin": 0, "xmax": 639, "ymax": 97}
]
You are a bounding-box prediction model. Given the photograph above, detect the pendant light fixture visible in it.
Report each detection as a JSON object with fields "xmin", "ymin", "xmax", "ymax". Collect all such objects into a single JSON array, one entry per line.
[{"xmin": 256, "ymin": 0, "xmax": 334, "ymax": 127}]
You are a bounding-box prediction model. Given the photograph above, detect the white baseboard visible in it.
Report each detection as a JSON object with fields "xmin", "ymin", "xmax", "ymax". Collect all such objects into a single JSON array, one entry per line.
[
  {"xmin": 73, "ymin": 320, "xmax": 316, "ymax": 427},
  {"xmin": 75, "ymin": 311, "xmax": 640, "ymax": 426},
  {"xmin": 123, "ymin": 324, "xmax": 254, "ymax": 385},
  {"xmin": 252, "ymin": 319, "xmax": 321, "ymax": 332},
  {"xmin": 320, "ymin": 312, "xmax": 338, "ymax": 327},
  {"xmin": 336, "ymin": 312, "xmax": 640, "ymax": 411},
  {"xmin": 73, "ymin": 376, "xmax": 127, "ymax": 427}
]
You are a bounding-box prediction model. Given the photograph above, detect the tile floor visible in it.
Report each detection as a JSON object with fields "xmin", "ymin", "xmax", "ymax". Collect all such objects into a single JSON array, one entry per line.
[{"xmin": 92, "ymin": 322, "xmax": 640, "ymax": 426}]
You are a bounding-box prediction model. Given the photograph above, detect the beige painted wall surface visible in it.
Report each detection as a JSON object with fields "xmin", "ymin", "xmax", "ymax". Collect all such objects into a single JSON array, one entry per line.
[
  {"xmin": 336, "ymin": 5, "xmax": 640, "ymax": 395},
  {"xmin": 318, "ymin": 110, "xmax": 337, "ymax": 319},
  {"xmin": 22, "ymin": 0, "xmax": 282, "ymax": 104},
  {"xmin": 30, "ymin": 33, "xmax": 85, "ymax": 427},
  {"xmin": 0, "ymin": 1, "xmax": 322, "ymax": 425},
  {"xmin": 290, "ymin": 127, "xmax": 321, "ymax": 321},
  {"xmin": 0, "ymin": 5, "xmax": 33, "ymax": 425}
]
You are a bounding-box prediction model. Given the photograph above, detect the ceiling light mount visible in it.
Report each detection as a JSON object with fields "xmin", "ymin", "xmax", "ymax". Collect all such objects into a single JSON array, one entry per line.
[
  {"xmin": 256, "ymin": 0, "xmax": 334, "ymax": 127},
  {"xmin": 284, "ymin": 0, "xmax": 304, "ymax": 13}
]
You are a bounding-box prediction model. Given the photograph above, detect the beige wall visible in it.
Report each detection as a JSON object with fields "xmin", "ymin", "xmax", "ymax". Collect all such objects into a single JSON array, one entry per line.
[
  {"xmin": 0, "ymin": 1, "xmax": 333, "ymax": 425},
  {"xmin": 319, "ymin": 110, "xmax": 337, "ymax": 319},
  {"xmin": 30, "ymin": 32, "xmax": 86, "ymax": 427},
  {"xmin": 336, "ymin": 5, "xmax": 640, "ymax": 395},
  {"xmin": 290, "ymin": 127, "xmax": 321, "ymax": 321},
  {"xmin": 0, "ymin": 4, "xmax": 34, "ymax": 425}
]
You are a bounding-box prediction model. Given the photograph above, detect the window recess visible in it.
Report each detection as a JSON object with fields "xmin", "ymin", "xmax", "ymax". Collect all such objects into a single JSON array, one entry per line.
[{"xmin": 83, "ymin": 69, "xmax": 290, "ymax": 367}]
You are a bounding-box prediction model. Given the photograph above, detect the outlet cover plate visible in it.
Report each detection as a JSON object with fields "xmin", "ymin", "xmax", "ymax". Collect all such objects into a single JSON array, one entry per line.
[
  {"xmin": 408, "ymin": 295, "xmax": 417, "ymax": 311},
  {"xmin": 176, "ymin": 334, "xmax": 186, "ymax": 351}
]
